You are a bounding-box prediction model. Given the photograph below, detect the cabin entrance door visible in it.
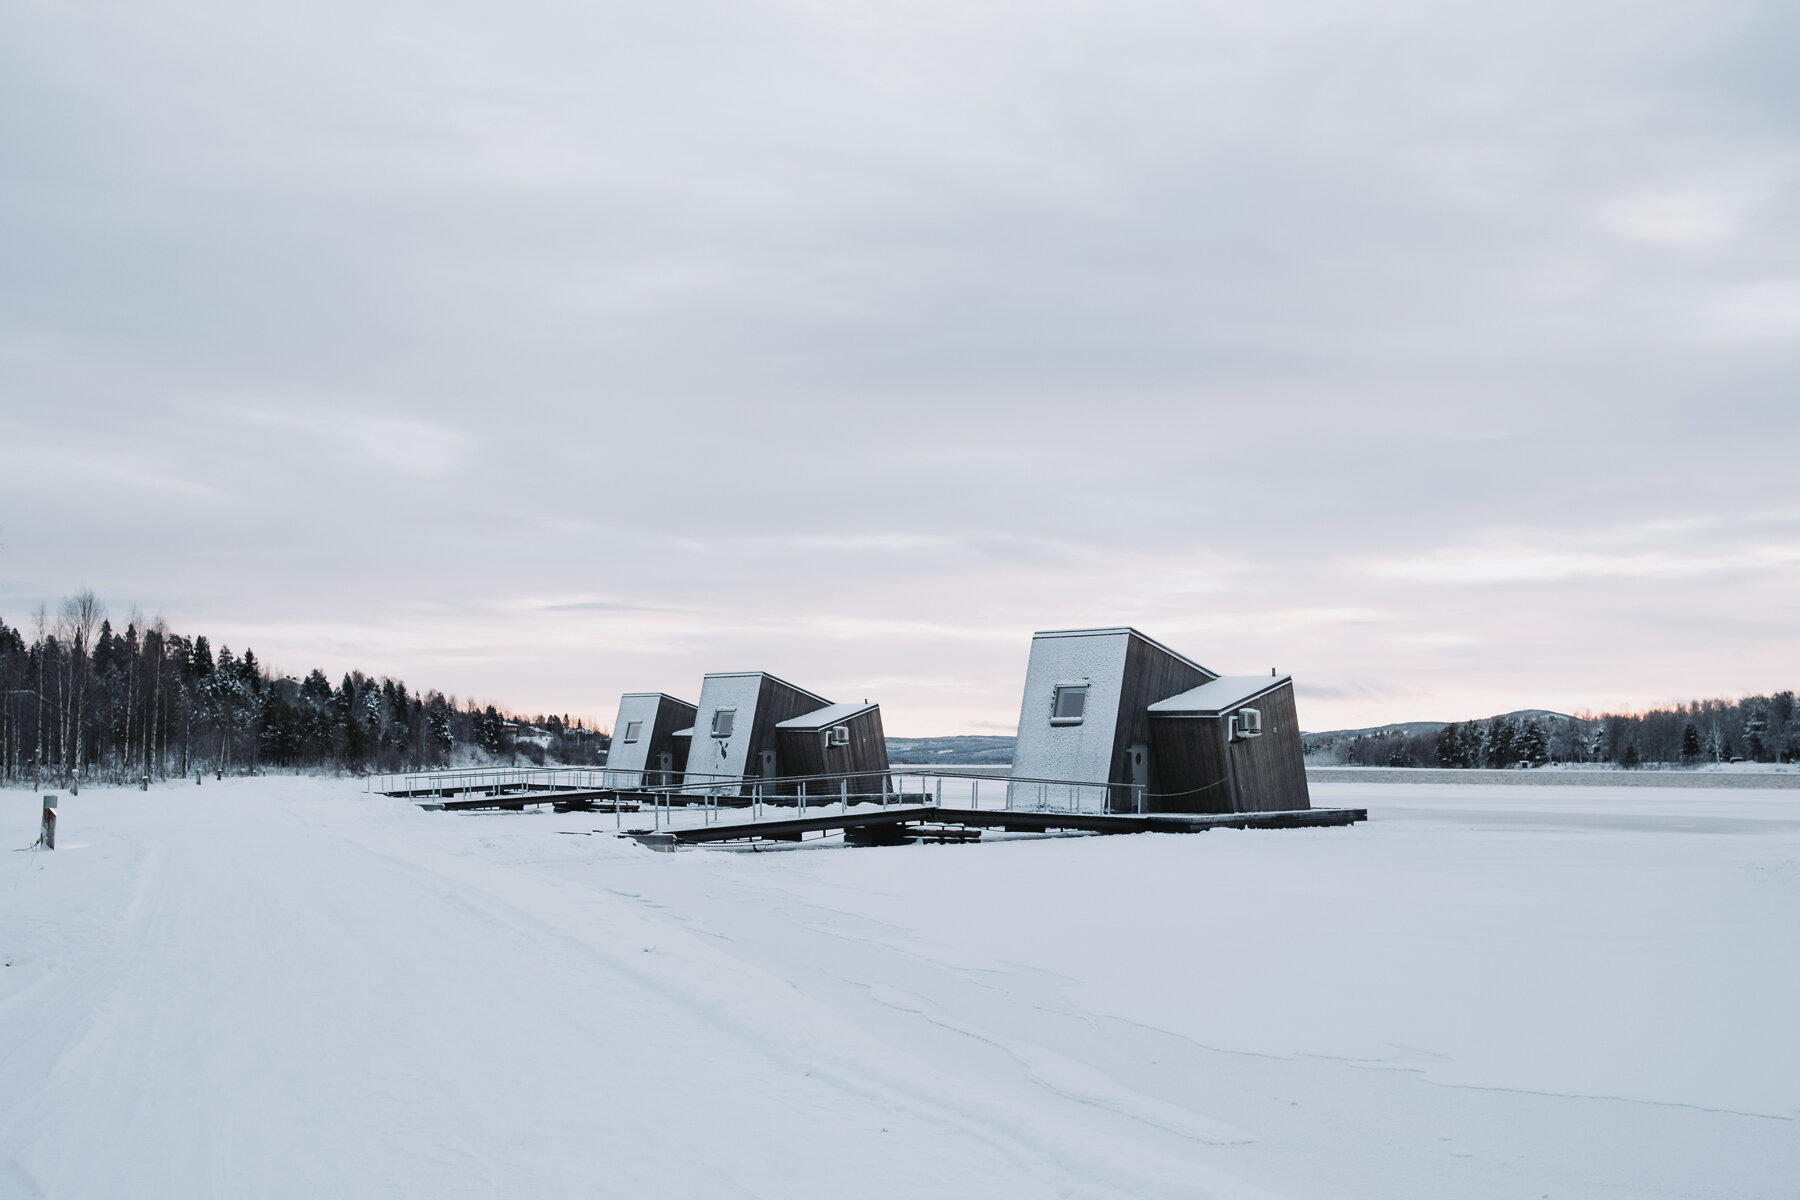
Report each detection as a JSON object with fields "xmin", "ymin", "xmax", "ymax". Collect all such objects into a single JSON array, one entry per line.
[{"xmin": 1126, "ymin": 742, "xmax": 1149, "ymax": 812}]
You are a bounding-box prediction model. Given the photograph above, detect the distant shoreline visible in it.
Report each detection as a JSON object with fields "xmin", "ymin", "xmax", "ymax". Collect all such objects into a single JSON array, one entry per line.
[
  {"xmin": 894, "ymin": 762, "xmax": 1800, "ymax": 788},
  {"xmin": 1306, "ymin": 766, "xmax": 1800, "ymax": 788}
]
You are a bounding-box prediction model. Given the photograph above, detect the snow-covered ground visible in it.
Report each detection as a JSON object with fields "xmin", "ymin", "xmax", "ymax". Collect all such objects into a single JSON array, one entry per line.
[{"xmin": 3, "ymin": 778, "xmax": 1795, "ymax": 1199}]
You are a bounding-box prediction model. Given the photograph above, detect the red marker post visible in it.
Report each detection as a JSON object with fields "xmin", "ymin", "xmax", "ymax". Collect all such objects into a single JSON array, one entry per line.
[{"xmin": 39, "ymin": 794, "xmax": 56, "ymax": 850}]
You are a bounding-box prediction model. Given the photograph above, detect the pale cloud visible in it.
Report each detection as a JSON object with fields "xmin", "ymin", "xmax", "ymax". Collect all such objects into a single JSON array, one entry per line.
[
  {"xmin": 1702, "ymin": 279, "xmax": 1800, "ymax": 341},
  {"xmin": 1366, "ymin": 544, "xmax": 1800, "ymax": 585},
  {"xmin": 229, "ymin": 407, "xmax": 474, "ymax": 479},
  {"xmin": 1391, "ymin": 632, "xmax": 1481, "ymax": 649},
  {"xmin": 9, "ymin": 451, "xmax": 226, "ymax": 502},
  {"xmin": 1594, "ymin": 181, "xmax": 1766, "ymax": 248}
]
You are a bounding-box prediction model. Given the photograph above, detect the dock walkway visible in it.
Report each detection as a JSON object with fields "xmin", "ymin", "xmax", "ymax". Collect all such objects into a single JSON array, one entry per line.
[{"xmin": 626, "ymin": 805, "xmax": 1366, "ymax": 848}]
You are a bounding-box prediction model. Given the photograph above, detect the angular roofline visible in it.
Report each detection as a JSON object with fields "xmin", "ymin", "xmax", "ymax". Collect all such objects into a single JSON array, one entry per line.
[
  {"xmin": 775, "ymin": 701, "xmax": 879, "ymax": 730},
  {"xmin": 1147, "ymin": 675, "xmax": 1292, "ymax": 716},
  {"xmin": 619, "ymin": 691, "xmax": 696, "ymax": 705},
  {"xmin": 699, "ymin": 671, "xmax": 831, "ymax": 707},
  {"xmin": 1030, "ymin": 626, "xmax": 1215, "ymax": 679}
]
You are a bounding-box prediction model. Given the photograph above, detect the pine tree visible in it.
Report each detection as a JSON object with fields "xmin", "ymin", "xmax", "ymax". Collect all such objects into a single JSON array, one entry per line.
[
  {"xmin": 1744, "ymin": 703, "xmax": 1769, "ymax": 762},
  {"xmin": 427, "ymin": 698, "xmax": 454, "ymax": 756},
  {"xmin": 1680, "ymin": 723, "xmax": 1701, "ymax": 762},
  {"xmin": 478, "ymin": 705, "xmax": 505, "ymax": 756},
  {"xmin": 1486, "ymin": 718, "xmax": 1515, "ymax": 768},
  {"xmin": 1435, "ymin": 722, "xmax": 1463, "ymax": 767},
  {"xmin": 300, "ymin": 669, "xmax": 333, "ymax": 708},
  {"xmin": 1517, "ymin": 720, "xmax": 1548, "ymax": 764}
]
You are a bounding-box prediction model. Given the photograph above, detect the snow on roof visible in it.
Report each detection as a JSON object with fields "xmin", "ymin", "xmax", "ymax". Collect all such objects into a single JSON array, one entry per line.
[
  {"xmin": 1147, "ymin": 675, "xmax": 1290, "ymax": 716},
  {"xmin": 619, "ymin": 691, "xmax": 695, "ymax": 705},
  {"xmin": 700, "ymin": 671, "xmax": 831, "ymax": 707},
  {"xmin": 776, "ymin": 701, "xmax": 877, "ymax": 731},
  {"xmin": 1031, "ymin": 626, "xmax": 1212, "ymax": 676}
]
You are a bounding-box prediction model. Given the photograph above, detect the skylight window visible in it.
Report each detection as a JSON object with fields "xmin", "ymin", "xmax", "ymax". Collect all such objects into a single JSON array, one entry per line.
[
  {"xmin": 711, "ymin": 708, "xmax": 736, "ymax": 738},
  {"xmin": 1051, "ymin": 684, "xmax": 1088, "ymax": 725},
  {"xmin": 622, "ymin": 721, "xmax": 642, "ymax": 744}
]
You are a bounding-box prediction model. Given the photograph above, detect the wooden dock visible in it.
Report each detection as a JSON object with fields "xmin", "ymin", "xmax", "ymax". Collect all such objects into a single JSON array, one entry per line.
[{"xmin": 624, "ymin": 805, "xmax": 1366, "ymax": 848}]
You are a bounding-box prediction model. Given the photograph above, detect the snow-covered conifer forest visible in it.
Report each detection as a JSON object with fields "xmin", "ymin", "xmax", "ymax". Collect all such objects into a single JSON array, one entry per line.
[{"xmin": 0, "ymin": 593, "xmax": 605, "ymax": 786}]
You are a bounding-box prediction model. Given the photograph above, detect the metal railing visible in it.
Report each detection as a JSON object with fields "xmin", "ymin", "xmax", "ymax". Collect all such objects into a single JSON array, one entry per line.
[{"xmin": 370, "ymin": 763, "xmax": 1147, "ymax": 836}]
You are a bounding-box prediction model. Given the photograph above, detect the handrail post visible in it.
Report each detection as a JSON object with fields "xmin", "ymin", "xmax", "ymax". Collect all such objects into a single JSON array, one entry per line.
[{"xmin": 840, "ymin": 778, "xmax": 847, "ymax": 814}]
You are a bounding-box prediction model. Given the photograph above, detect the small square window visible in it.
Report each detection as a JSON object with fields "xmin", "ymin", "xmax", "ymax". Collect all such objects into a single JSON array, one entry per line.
[
  {"xmin": 1051, "ymin": 684, "xmax": 1088, "ymax": 725},
  {"xmin": 622, "ymin": 720, "xmax": 642, "ymax": 744},
  {"xmin": 711, "ymin": 708, "xmax": 736, "ymax": 738}
]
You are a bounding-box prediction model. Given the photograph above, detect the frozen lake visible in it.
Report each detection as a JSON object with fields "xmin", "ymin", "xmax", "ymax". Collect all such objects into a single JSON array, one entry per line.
[{"xmin": 3, "ymin": 777, "xmax": 1794, "ymax": 1198}]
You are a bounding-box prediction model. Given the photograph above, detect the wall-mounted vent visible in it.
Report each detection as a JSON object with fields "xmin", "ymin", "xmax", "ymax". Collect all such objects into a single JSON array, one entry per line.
[
  {"xmin": 622, "ymin": 721, "xmax": 642, "ymax": 744},
  {"xmin": 1050, "ymin": 683, "xmax": 1088, "ymax": 725},
  {"xmin": 1231, "ymin": 707, "xmax": 1263, "ymax": 741},
  {"xmin": 711, "ymin": 708, "xmax": 736, "ymax": 738}
]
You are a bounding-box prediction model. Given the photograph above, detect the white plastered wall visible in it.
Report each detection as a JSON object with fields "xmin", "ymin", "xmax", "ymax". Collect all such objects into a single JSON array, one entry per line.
[
  {"xmin": 603, "ymin": 693, "xmax": 666, "ymax": 782},
  {"xmin": 1009, "ymin": 630, "xmax": 1130, "ymax": 807},
  {"xmin": 689, "ymin": 673, "xmax": 766, "ymax": 781}
]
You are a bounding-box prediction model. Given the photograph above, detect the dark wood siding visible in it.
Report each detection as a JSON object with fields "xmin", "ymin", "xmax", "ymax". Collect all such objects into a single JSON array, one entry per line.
[
  {"xmin": 1148, "ymin": 681, "xmax": 1310, "ymax": 813},
  {"xmin": 773, "ymin": 707, "xmax": 892, "ymax": 800},
  {"xmin": 749, "ymin": 676, "xmax": 833, "ymax": 781},
  {"xmin": 1226, "ymin": 682, "xmax": 1311, "ymax": 812},
  {"xmin": 1108, "ymin": 633, "xmax": 1216, "ymax": 808},
  {"xmin": 644, "ymin": 696, "xmax": 697, "ymax": 787},
  {"xmin": 1148, "ymin": 715, "xmax": 1233, "ymax": 813}
]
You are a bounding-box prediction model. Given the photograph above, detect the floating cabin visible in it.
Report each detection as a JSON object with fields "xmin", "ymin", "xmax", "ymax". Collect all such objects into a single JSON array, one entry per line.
[
  {"xmin": 603, "ymin": 692, "xmax": 697, "ymax": 786},
  {"xmin": 773, "ymin": 701, "xmax": 892, "ymax": 801},
  {"xmin": 686, "ymin": 671, "xmax": 834, "ymax": 795},
  {"xmin": 1146, "ymin": 675, "xmax": 1308, "ymax": 814},
  {"xmin": 1009, "ymin": 627, "xmax": 1310, "ymax": 815}
]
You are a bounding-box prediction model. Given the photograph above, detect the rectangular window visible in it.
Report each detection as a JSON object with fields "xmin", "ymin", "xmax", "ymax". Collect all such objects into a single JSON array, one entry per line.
[
  {"xmin": 622, "ymin": 721, "xmax": 643, "ymax": 743},
  {"xmin": 1051, "ymin": 684, "xmax": 1088, "ymax": 725},
  {"xmin": 711, "ymin": 708, "xmax": 736, "ymax": 738}
]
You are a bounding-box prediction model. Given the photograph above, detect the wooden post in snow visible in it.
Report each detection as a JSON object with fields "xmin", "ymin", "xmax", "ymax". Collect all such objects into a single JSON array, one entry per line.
[{"xmin": 39, "ymin": 794, "xmax": 56, "ymax": 850}]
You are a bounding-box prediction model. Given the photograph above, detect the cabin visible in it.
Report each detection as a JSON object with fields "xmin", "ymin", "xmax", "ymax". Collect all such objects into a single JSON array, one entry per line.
[
  {"xmin": 687, "ymin": 671, "xmax": 833, "ymax": 793},
  {"xmin": 774, "ymin": 701, "xmax": 892, "ymax": 800},
  {"xmin": 1009, "ymin": 626, "xmax": 1310, "ymax": 814},
  {"xmin": 603, "ymin": 692, "xmax": 697, "ymax": 786},
  {"xmin": 1146, "ymin": 675, "xmax": 1309, "ymax": 814}
]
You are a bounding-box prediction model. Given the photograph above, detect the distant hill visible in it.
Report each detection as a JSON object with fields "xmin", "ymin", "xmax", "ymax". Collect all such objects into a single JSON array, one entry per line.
[
  {"xmin": 1302, "ymin": 710, "xmax": 1572, "ymax": 745},
  {"xmin": 886, "ymin": 713, "xmax": 1581, "ymax": 767},
  {"xmin": 887, "ymin": 736, "xmax": 1016, "ymax": 765}
]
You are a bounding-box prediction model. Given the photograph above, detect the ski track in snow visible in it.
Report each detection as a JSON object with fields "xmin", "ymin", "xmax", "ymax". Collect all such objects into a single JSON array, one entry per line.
[{"xmin": 0, "ymin": 777, "xmax": 1796, "ymax": 1199}]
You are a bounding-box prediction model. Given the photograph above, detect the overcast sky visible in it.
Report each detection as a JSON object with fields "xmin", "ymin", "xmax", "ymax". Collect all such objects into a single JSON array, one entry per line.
[{"xmin": 2, "ymin": 0, "xmax": 1797, "ymax": 735}]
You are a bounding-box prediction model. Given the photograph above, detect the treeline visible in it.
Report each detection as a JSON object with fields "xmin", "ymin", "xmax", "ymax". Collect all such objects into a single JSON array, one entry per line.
[
  {"xmin": 1311, "ymin": 693, "xmax": 1799, "ymax": 769},
  {"xmin": 0, "ymin": 592, "xmax": 607, "ymax": 787}
]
